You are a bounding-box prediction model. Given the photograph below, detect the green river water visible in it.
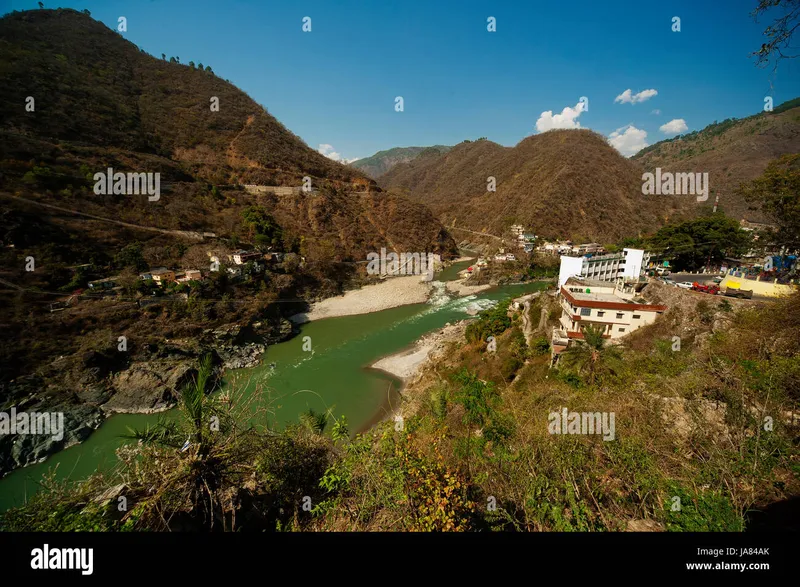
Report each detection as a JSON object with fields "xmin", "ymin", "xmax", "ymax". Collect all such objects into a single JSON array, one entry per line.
[{"xmin": 0, "ymin": 259, "xmax": 546, "ymax": 511}]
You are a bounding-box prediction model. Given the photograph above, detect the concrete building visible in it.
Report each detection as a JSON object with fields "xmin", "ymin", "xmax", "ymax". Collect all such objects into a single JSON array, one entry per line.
[
  {"xmin": 558, "ymin": 255, "xmax": 584, "ymax": 287},
  {"xmin": 232, "ymin": 250, "xmax": 262, "ymax": 265},
  {"xmin": 517, "ymin": 232, "xmax": 537, "ymax": 249},
  {"xmin": 558, "ymin": 248, "xmax": 650, "ymax": 287},
  {"xmin": 556, "ymin": 277, "xmax": 667, "ymax": 342},
  {"xmin": 538, "ymin": 241, "xmax": 574, "ymax": 256},
  {"xmin": 572, "ymin": 243, "xmax": 605, "ymax": 256},
  {"xmin": 176, "ymin": 269, "xmax": 202, "ymax": 283},
  {"xmin": 149, "ymin": 268, "xmax": 176, "ymax": 285},
  {"xmin": 88, "ymin": 276, "xmax": 119, "ymax": 290}
]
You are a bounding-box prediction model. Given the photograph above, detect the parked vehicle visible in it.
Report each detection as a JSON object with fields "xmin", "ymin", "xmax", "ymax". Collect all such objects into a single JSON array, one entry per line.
[
  {"xmin": 660, "ymin": 277, "xmax": 676, "ymax": 286},
  {"xmin": 656, "ymin": 267, "xmax": 671, "ymax": 276},
  {"xmin": 691, "ymin": 282, "xmax": 720, "ymax": 295},
  {"xmin": 711, "ymin": 276, "xmax": 722, "ymax": 284},
  {"xmin": 676, "ymin": 281, "xmax": 693, "ymax": 290},
  {"xmin": 724, "ymin": 288, "xmax": 753, "ymax": 299}
]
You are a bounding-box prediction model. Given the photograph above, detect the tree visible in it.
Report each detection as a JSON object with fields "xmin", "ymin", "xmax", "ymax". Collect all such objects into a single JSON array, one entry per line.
[
  {"xmin": 750, "ymin": 0, "xmax": 800, "ymax": 70},
  {"xmin": 189, "ymin": 61, "xmax": 195, "ymax": 68},
  {"xmin": 647, "ymin": 214, "xmax": 752, "ymax": 271},
  {"xmin": 113, "ymin": 243, "xmax": 148, "ymax": 272},
  {"xmin": 205, "ymin": 65, "xmax": 213, "ymax": 73},
  {"xmin": 738, "ymin": 153, "xmax": 800, "ymax": 249},
  {"xmin": 38, "ymin": 2, "xmax": 43, "ymax": 9},
  {"xmin": 558, "ymin": 324, "xmax": 622, "ymax": 386},
  {"xmin": 161, "ymin": 53, "xmax": 166, "ymax": 61},
  {"xmin": 169, "ymin": 56, "xmax": 176, "ymax": 63},
  {"xmin": 242, "ymin": 206, "xmax": 284, "ymax": 249},
  {"xmin": 198, "ymin": 62, "xmax": 204, "ymax": 70}
]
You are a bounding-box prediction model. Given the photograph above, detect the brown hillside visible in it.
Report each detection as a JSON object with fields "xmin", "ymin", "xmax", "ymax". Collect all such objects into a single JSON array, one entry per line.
[
  {"xmin": 633, "ymin": 103, "xmax": 800, "ymax": 222},
  {"xmin": 380, "ymin": 130, "xmax": 666, "ymax": 242},
  {"xmin": 0, "ymin": 8, "xmax": 456, "ymax": 261},
  {"xmin": 0, "ymin": 8, "xmax": 367, "ymax": 187}
]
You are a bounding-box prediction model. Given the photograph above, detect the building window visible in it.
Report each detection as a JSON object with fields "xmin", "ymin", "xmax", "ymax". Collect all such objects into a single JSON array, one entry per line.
[
  {"xmin": 597, "ymin": 311, "xmax": 605, "ymax": 317},
  {"xmin": 580, "ymin": 308, "xmax": 591, "ymax": 316},
  {"xmin": 616, "ymin": 313, "xmax": 623, "ymax": 319},
  {"xmin": 633, "ymin": 314, "xmax": 641, "ymax": 319},
  {"xmin": 618, "ymin": 328, "xmax": 625, "ymax": 332}
]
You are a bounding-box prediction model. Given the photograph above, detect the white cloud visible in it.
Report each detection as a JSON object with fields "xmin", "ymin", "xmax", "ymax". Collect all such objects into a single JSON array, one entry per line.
[
  {"xmin": 608, "ymin": 125, "xmax": 648, "ymax": 157},
  {"xmin": 318, "ymin": 144, "xmax": 359, "ymax": 163},
  {"xmin": 535, "ymin": 100, "xmax": 587, "ymax": 133},
  {"xmin": 651, "ymin": 109, "xmax": 661, "ymax": 115},
  {"xmin": 659, "ymin": 118, "xmax": 688, "ymax": 134},
  {"xmin": 614, "ymin": 88, "xmax": 658, "ymax": 104}
]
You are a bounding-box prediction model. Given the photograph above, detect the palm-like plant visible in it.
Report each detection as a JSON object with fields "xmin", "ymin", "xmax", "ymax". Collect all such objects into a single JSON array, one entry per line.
[
  {"xmin": 558, "ymin": 324, "xmax": 622, "ymax": 385},
  {"xmin": 128, "ymin": 354, "xmax": 219, "ymax": 454},
  {"xmin": 299, "ymin": 407, "xmax": 331, "ymax": 435},
  {"xmin": 124, "ymin": 354, "xmax": 260, "ymax": 530}
]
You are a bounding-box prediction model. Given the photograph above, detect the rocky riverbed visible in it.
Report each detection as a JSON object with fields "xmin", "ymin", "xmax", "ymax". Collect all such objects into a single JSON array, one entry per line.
[{"xmin": 0, "ymin": 316, "xmax": 295, "ymax": 477}]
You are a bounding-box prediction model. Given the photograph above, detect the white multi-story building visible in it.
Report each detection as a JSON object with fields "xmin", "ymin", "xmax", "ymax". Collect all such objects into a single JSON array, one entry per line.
[
  {"xmin": 555, "ymin": 277, "xmax": 667, "ymax": 343},
  {"xmin": 558, "ymin": 248, "xmax": 650, "ymax": 287}
]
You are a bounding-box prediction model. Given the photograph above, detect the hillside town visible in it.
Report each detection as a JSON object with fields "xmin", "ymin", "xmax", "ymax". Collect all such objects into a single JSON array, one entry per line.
[{"xmin": 455, "ymin": 221, "xmax": 798, "ymax": 360}]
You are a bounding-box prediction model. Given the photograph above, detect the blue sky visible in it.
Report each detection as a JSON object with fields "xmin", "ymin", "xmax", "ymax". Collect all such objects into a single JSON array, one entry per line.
[{"xmin": 8, "ymin": 0, "xmax": 800, "ymax": 160}]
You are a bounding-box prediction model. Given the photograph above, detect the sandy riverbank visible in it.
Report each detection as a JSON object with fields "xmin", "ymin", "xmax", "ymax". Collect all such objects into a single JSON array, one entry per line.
[
  {"xmin": 370, "ymin": 321, "xmax": 467, "ymax": 381},
  {"xmin": 290, "ymin": 256, "xmax": 488, "ymax": 323},
  {"xmin": 290, "ymin": 275, "xmax": 432, "ymax": 323}
]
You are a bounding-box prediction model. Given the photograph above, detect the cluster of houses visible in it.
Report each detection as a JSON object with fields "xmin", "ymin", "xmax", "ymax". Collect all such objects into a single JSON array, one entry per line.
[
  {"xmin": 138, "ymin": 268, "xmax": 203, "ymax": 285},
  {"xmin": 510, "ymin": 225, "xmax": 537, "ymax": 253},
  {"xmin": 536, "ymin": 240, "xmax": 606, "ymax": 256},
  {"xmin": 493, "ymin": 250, "xmax": 517, "ymax": 262},
  {"xmin": 84, "ymin": 248, "xmax": 288, "ymax": 294},
  {"xmin": 208, "ymin": 249, "xmax": 285, "ymax": 277},
  {"xmin": 85, "ymin": 267, "xmax": 205, "ymax": 293}
]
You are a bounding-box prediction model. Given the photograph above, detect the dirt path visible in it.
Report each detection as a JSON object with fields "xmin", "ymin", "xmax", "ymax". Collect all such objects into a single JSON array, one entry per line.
[{"xmin": 1, "ymin": 193, "xmax": 208, "ymax": 240}]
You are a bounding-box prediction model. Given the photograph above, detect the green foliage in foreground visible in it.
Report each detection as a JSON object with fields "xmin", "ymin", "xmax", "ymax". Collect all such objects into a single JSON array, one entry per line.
[{"xmin": 2, "ymin": 294, "xmax": 799, "ymax": 533}]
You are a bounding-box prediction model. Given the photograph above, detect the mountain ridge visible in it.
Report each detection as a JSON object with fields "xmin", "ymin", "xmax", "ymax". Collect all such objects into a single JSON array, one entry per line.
[
  {"xmin": 379, "ymin": 131, "xmax": 667, "ymax": 242},
  {"xmin": 633, "ymin": 99, "xmax": 800, "ymax": 221},
  {"xmin": 351, "ymin": 145, "xmax": 452, "ymax": 178}
]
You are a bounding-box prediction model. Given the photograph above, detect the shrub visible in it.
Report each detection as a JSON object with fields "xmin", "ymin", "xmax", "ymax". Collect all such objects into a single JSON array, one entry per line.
[
  {"xmin": 465, "ymin": 299, "xmax": 512, "ymax": 344},
  {"xmin": 696, "ymin": 300, "xmax": 714, "ymax": 324},
  {"xmin": 531, "ymin": 337, "xmax": 550, "ymax": 355}
]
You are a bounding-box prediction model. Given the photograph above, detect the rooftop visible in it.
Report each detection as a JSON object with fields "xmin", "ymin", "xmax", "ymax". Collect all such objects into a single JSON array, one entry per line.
[
  {"xmin": 565, "ymin": 276, "xmax": 612, "ymax": 289},
  {"xmin": 568, "ymin": 290, "xmax": 627, "ymax": 304}
]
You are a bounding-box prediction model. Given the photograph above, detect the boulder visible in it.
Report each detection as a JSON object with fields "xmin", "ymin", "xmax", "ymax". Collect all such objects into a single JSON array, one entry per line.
[{"xmin": 102, "ymin": 361, "xmax": 196, "ymax": 414}]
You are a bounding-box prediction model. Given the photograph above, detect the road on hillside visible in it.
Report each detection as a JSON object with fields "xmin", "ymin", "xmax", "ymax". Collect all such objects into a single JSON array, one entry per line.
[
  {"xmin": 666, "ymin": 272, "xmax": 720, "ymax": 284},
  {"xmin": 657, "ymin": 273, "xmax": 773, "ymax": 301},
  {"xmin": 0, "ymin": 193, "xmax": 212, "ymax": 240}
]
